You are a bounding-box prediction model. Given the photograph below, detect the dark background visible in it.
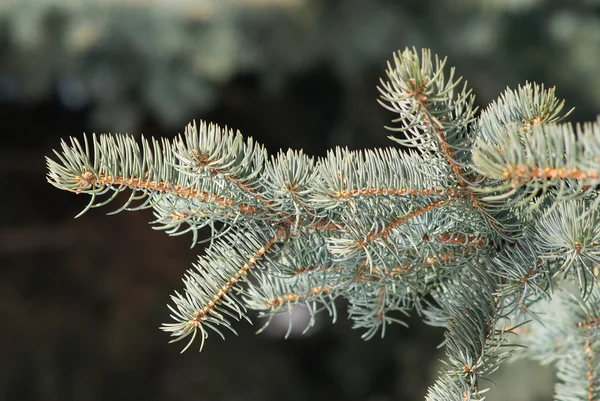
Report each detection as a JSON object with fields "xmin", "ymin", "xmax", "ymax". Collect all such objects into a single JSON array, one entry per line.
[{"xmin": 2, "ymin": 1, "xmax": 599, "ymax": 400}]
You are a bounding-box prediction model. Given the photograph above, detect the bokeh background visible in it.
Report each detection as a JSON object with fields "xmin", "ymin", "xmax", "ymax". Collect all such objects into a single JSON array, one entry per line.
[{"xmin": 2, "ymin": 0, "xmax": 600, "ymax": 400}]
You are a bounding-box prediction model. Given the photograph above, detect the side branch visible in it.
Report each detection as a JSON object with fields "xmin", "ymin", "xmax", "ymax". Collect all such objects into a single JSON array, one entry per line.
[
  {"xmin": 189, "ymin": 228, "xmax": 283, "ymax": 326},
  {"xmin": 430, "ymin": 118, "xmax": 466, "ymax": 187},
  {"xmin": 72, "ymin": 171, "xmax": 258, "ymax": 214},
  {"xmin": 585, "ymin": 339, "xmax": 595, "ymax": 401},
  {"xmin": 424, "ymin": 249, "xmax": 476, "ymax": 266},
  {"xmin": 266, "ymin": 284, "xmax": 335, "ymax": 310},
  {"xmin": 305, "ymin": 218, "xmax": 347, "ymax": 232},
  {"xmin": 189, "ymin": 148, "xmax": 274, "ymax": 210},
  {"xmin": 433, "ymin": 233, "xmax": 485, "ymax": 247},
  {"xmin": 576, "ymin": 317, "xmax": 600, "ymax": 330},
  {"xmin": 501, "ymin": 165, "xmax": 600, "ymax": 185},
  {"xmin": 358, "ymin": 197, "xmax": 456, "ymax": 247},
  {"xmin": 333, "ymin": 186, "xmax": 456, "ymax": 199},
  {"xmin": 407, "ymin": 77, "xmax": 468, "ymax": 187},
  {"xmin": 410, "ymin": 82, "xmax": 503, "ymax": 235}
]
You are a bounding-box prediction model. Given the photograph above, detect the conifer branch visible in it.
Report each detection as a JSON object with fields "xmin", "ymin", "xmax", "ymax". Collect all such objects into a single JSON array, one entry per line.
[
  {"xmin": 46, "ymin": 46, "xmax": 600, "ymax": 401},
  {"xmin": 357, "ymin": 197, "xmax": 456, "ymax": 248},
  {"xmin": 332, "ymin": 185, "xmax": 456, "ymax": 199},
  {"xmin": 501, "ymin": 165, "xmax": 599, "ymax": 184},
  {"xmin": 585, "ymin": 338, "xmax": 596, "ymax": 401},
  {"xmin": 74, "ymin": 171, "xmax": 258, "ymax": 214},
  {"xmin": 189, "ymin": 230, "xmax": 279, "ymax": 321},
  {"xmin": 162, "ymin": 225, "xmax": 284, "ymax": 352},
  {"xmin": 576, "ymin": 317, "xmax": 600, "ymax": 330},
  {"xmin": 414, "ymin": 85, "xmax": 468, "ymax": 187},
  {"xmin": 378, "ymin": 48, "xmax": 514, "ymax": 241},
  {"xmin": 265, "ymin": 284, "xmax": 335, "ymax": 311},
  {"xmin": 433, "ymin": 232, "xmax": 485, "ymax": 247}
]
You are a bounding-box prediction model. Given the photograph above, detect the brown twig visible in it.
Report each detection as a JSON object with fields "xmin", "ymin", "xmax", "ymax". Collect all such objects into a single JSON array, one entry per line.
[
  {"xmin": 188, "ymin": 228, "xmax": 284, "ymax": 327},
  {"xmin": 73, "ymin": 172, "xmax": 258, "ymax": 214},
  {"xmin": 357, "ymin": 197, "xmax": 456, "ymax": 248}
]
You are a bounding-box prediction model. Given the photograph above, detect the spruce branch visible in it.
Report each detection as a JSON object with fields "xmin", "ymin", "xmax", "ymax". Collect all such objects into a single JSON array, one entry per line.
[
  {"xmin": 472, "ymin": 120, "xmax": 600, "ymax": 212},
  {"xmin": 161, "ymin": 224, "xmax": 284, "ymax": 352},
  {"xmin": 515, "ymin": 284, "xmax": 600, "ymax": 400},
  {"xmin": 358, "ymin": 197, "xmax": 457, "ymax": 247},
  {"xmin": 477, "ymin": 82, "xmax": 574, "ymax": 148},
  {"xmin": 425, "ymin": 264, "xmax": 516, "ymax": 400},
  {"xmin": 46, "ymin": 46, "xmax": 600, "ymax": 400},
  {"xmin": 378, "ymin": 47, "xmax": 518, "ymax": 242}
]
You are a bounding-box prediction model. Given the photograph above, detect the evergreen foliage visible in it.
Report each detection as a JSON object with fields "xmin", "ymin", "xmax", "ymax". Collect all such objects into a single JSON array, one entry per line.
[{"xmin": 46, "ymin": 48, "xmax": 600, "ymax": 400}]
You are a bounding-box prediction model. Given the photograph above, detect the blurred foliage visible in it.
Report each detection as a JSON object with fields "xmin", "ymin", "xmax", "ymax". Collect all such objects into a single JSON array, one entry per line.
[{"xmin": 1, "ymin": 0, "xmax": 599, "ymax": 133}]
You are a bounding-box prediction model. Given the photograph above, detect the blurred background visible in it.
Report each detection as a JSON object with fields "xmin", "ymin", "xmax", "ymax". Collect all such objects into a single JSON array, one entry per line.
[{"xmin": 2, "ymin": 0, "xmax": 600, "ymax": 400}]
